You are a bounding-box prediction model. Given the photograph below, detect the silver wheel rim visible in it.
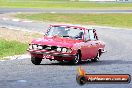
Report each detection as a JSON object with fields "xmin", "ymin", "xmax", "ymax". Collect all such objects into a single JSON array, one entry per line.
[
  {"xmin": 75, "ymin": 54, "xmax": 79, "ymax": 64},
  {"xmin": 96, "ymin": 52, "xmax": 100, "ymax": 60}
]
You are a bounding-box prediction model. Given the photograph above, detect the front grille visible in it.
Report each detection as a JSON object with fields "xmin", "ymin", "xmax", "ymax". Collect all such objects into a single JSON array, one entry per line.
[
  {"xmin": 31, "ymin": 44, "xmax": 71, "ymax": 53},
  {"xmin": 42, "ymin": 45, "xmax": 57, "ymax": 51}
]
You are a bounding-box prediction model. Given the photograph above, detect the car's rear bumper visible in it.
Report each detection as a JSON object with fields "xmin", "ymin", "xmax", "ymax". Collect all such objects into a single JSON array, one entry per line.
[{"xmin": 27, "ymin": 49, "xmax": 75, "ymax": 57}]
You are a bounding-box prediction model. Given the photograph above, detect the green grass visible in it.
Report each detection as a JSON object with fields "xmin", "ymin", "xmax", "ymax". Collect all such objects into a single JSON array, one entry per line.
[
  {"xmin": 0, "ymin": 39, "xmax": 28, "ymax": 59},
  {"xmin": 16, "ymin": 13, "xmax": 132, "ymax": 28},
  {"xmin": 0, "ymin": 0, "xmax": 132, "ymax": 9}
]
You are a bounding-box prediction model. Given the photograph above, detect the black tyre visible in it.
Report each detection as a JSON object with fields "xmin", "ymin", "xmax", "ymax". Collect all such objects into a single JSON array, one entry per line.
[
  {"xmin": 57, "ymin": 60, "xmax": 64, "ymax": 63},
  {"xmin": 91, "ymin": 52, "xmax": 100, "ymax": 62},
  {"xmin": 31, "ymin": 56, "xmax": 42, "ymax": 65},
  {"xmin": 72, "ymin": 52, "xmax": 81, "ymax": 65}
]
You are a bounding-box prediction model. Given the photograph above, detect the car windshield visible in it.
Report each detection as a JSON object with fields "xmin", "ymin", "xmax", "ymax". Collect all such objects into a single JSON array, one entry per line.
[{"xmin": 46, "ymin": 26, "xmax": 84, "ymax": 39}]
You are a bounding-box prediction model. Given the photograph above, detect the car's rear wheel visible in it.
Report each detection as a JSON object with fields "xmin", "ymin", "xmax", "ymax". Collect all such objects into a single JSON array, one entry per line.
[
  {"xmin": 31, "ymin": 56, "xmax": 42, "ymax": 65},
  {"xmin": 72, "ymin": 52, "xmax": 81, "ymax": 65},
  {"xmin": 91, "ymin": 51, "xmax": 100, "ymax": 62}
]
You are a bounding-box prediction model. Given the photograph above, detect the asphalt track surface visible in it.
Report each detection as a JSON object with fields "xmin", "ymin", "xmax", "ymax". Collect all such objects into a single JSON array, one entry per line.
[
  {"xmin": 0, "ymin": 8, "xmax": 132, "ymax": 14},
  {"xmin": 0, "ymin": 10, "xmax": 132, "ymax": 88}
]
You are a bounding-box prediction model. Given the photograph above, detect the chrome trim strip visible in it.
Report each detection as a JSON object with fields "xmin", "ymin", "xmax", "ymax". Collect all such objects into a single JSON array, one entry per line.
[{"xmin": 28, "ymin": 49, "xmax": 75, "ymax": 57}]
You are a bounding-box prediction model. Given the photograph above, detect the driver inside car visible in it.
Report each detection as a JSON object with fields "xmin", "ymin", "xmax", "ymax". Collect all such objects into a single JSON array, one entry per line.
[{"xmin": 75, "ymin": 32, "xmax": 83, "ymax": 39}]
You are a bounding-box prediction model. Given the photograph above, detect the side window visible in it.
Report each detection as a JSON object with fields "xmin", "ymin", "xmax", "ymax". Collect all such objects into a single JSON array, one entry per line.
[
  {"xmin": 84, "ymin": 30, "xmax": 89, "ymax": 41},
  {"xmin": 89, "ymin": 30, "xmax": 96, "ymax": 40}
]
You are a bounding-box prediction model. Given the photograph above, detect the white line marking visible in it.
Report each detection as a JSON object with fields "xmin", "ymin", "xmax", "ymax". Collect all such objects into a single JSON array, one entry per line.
[
  {"xmin": 17, "ymin": 80, "xmax": 27, "ymax": 83},
  {"xmin": 17, "ymin": 54, "xmax": 30, "ymax": 60},
  {"xmin": 2, "ymin": 17, "xmax": 9, "ymax": 21},
  {"xmin": 50, "ymin": 11, "xmax": 56, "ymax": 14},
  {"xmin": 0, "ymin": 60, "xmax": 6, "ymax": 62},
  {"xmin": 0, "ymin": 54, "xmax": 30, "ymax": 61},
  {"xmin": 12, "ymin": 19, "xmax": 20, "ymax": 22},
  {"xmin": 22, "ymin": 20, "xmax": 33, "ymax": 23},
  {"xmin": 0, "ymin": 25, "xmax": 44, "ymax": 34}
]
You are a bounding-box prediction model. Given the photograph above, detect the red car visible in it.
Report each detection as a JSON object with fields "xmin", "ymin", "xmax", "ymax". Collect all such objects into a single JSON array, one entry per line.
[{"xmin": 27, "ymin": 24, "xmax": 105, "ymax": 65}]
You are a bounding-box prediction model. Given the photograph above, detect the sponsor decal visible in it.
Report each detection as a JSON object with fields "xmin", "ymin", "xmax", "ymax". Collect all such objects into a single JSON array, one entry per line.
[{"xmin": 76, "ymin": 67, "xmax": 131, "ymax": 85}]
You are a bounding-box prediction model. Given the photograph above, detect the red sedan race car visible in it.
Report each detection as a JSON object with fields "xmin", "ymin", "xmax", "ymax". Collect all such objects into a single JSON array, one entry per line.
[{"xmin": 27, "ymin": 24, "xmax": 105, "ymax": 65}]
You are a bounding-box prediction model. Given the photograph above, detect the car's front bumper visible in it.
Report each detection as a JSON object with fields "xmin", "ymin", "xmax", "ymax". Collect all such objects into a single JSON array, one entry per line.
[{"xmin": 27, "ymin": 49, "xmax": 75, "ymax": 57}]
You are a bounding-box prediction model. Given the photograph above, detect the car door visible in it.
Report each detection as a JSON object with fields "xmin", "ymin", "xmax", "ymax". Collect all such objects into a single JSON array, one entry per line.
[
  {"xmin": 88, "ymin": 29, "xmax": 99, "ymax": 58},
  {"xmin": 81, "ymin": 29, "xmax": 93, "ymax": 60}
]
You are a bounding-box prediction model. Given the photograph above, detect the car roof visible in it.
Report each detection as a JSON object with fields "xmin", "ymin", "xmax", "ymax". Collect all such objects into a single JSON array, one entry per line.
[{"xmin": 50, "ymin": 24, "xmax": 93, "ymax": 30}]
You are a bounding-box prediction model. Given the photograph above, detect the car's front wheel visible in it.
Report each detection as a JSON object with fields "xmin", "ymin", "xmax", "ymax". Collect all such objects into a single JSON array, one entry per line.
[
  {"xmin": 72, "ymin": 52, "xmax": 81, "ymax": 65},
  {"xmin": 31, "ymin": 56, "xmax": 42, "ymax": 65}
]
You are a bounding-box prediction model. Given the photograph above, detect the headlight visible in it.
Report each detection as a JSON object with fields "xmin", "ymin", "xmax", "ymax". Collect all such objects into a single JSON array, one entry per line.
[
  {"xmin": 57, "ymin": 47, "xmax": 72, "ymax": 53},
  {"xmin": 67, "ymin": 48, "xmax": 72, "ymax": 53},
  {"xmin": 45, "ymin": 46, "xmax": 51, "ymax": 50},
  {"xmin": 62, "ymin": 48, "xmax": 67, "ymax": 53},
  {"xmin": 57, "ymin": 47, "xmax": 62, "ymax": 52},
  {"xmin": 38, "ymin": 45, "xmax": 43, "ymax": 49},
  {"xmin": 32, "ymin": 45, "xmax": 37, "ymax": 49}
]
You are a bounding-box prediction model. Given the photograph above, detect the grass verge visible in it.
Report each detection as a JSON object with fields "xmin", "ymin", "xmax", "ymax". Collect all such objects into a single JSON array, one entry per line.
[
  {"xmin": 0, "ymin": 27, "xmax": 43, "ymax": 59},
  {"xmin": 15, "ymin": 13, "xmax": 132, "ymax": 28},
  {"xmin": 0, "ymin": 39, "xmax": 28, "ymax": 59},
  {"xmin": 0, "ymin": 1, "xmax": 132, "ymax": 9}
]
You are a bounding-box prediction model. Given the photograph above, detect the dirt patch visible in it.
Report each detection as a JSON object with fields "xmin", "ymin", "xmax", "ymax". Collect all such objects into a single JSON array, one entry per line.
[{"xmin": 0, "ymin": 27, "xmax": 43, "ymax": 43}]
